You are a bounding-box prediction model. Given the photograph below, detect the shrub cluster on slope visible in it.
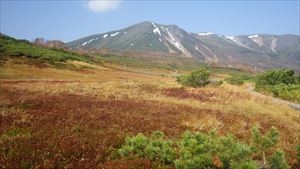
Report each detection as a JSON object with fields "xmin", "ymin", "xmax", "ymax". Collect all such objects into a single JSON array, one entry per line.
[
  {"xmin": 255, "ymin": 69, "xmax": 300, "ymax": 103},
  {"xmin": 0, "ymin": 34, "xmax": 92, "ymax": 64},
  {"xmin": 225, "ymin": 74, "xmax": 255, "ymax": 85},
  {"xmin": 176, "ymin": 67, "xmax": 211, "ymax": 87},
  {"xmin": 118, "ymin": 127, "xmax": 291, "ymax": 169}
]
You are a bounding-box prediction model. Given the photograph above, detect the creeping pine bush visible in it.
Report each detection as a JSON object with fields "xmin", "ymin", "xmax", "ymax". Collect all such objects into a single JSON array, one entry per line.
[
  {"xmin": 118, "ymin": 131, "xmax": 176, "ymax": 164},
  {"xmin": 117, "ymin": 127, "xmax": 290, "ymax": 169},
  {"xmin": 174, "ymin": 131, "xmax": 257, "ymax": 169},
  {"xmin": 251, "ymin": 126, "xmax": 279, "ymax": 168},
  {"xmin": 176, "ymin": 67, "xmax": 211, "ymax": 87},
  {"xmin": 269, "ymin": 150, "xmax": 290, "ymax": 169},
  {"xmin": 226, "ymin": 76, "xmax": 245, "ymax": 85}
]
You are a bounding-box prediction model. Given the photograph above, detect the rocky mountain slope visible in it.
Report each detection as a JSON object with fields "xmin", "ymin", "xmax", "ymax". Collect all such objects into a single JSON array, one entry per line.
[{"xmin": 67, "ymin": 21, "xmax": 300, "ymax": 71}]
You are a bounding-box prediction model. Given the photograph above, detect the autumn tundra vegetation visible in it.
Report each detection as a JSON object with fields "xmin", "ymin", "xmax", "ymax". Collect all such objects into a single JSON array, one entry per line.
[{"xmin": 0, "ymin": 35, "xmax": 300, "ymax": 168}]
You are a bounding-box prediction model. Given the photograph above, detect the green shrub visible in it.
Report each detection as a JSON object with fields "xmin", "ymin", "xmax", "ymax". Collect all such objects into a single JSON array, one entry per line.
[
  {"xmin": 297, "ymin": 136, "xmax": 300, "ymax": 164},
  {"xmin": 176, "ymin": 67, "xmax": 210, "ymax": 87},
  {"xmin": 271, "ymin": 84, "xmax": 300, "ymax": 103},
  {"xmin": 226, "ymin": 76, "xmax": 245, "ymax": 85},
  {"xmin": 119, "ymin": 133, "xmax": 148, "ymax": 157},
  {"xmin": 255, "ymin": 69, "xmax": 300, "ymax": 102},
  {"xmin": 117, "ymin": 127, "xmax": 289, "ymax": 169},
  {"xmin": 269, "ymin": 150, "xmax": 290, "ymax": 169},
  {"xmin": 175, "ymin": 131, "xmax": 256, "ymax": 169},
  {"xmin": 118, "ymin": 131, "xmax": 176, "ymax": 164},
  {"xmin": 230, "ymin": 161, "xmax": 259, "ymax": 169},
  {"xmin": 255, "ymin": 69, "xmax": 296, "ymax": 89},
  {"xmin": 251, "ymin": 126, "xmax": 279, "ymax": 167}
]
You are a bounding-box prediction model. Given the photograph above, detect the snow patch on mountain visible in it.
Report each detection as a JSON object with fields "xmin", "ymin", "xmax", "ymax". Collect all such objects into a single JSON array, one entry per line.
[
  {"xmin": 226, "ymin": 36, "xmax": 235, "ymax": 40},
  {"xmin": 225, "ymin": 36, "xmax": 243, "ymax": 45},
  {"xmin": 249, "ymin": 35, "xmax": 265, "ymax": 47},
  {"xmin": 82, "ymin": 38, "xmax": 96, "ymax": 46},
  {"xmin": 110, "ymin": 32, "xmax": 119, "ymax": 37},
  {"xmin": 166, "ymin": 30, "xmax": 175, "ymax": 41},
  {"xmin": 271, "ymin": 37, "xmax": 277, "ymax": 52},
  {"xmin": 152, "ymin": 23, "xmax": 161, "ymax": 36},
  {"xmin": 248, "ymin": 34, "xmax": 259, "ymax": 38},
  {"xmin": 103, "ymin": 34, "xmax": 108, "ymax": 38},
  {"xmin": 226, "ymin": 36, "xmax": 255, "ymax": 49},
  {"xmin": 198, "ymin": 32, "xmax": 214, "ymax": 36}
]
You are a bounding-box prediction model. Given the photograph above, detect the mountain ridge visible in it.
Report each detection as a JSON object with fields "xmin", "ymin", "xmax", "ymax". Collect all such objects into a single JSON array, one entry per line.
[{"xmin": 66, "ymin": 21, "xmax": 300, "ymax": 71}]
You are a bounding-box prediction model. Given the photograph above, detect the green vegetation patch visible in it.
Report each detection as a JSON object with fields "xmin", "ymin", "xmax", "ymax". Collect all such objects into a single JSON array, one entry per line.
[
  {"xmin": 0, "ymin": 127, "xmax": 32, "ymax": 140},
  {"xmin": 226, "ymin": 74, "xmax": 255, "ymax": 85},
  {"xmin": 0, "ymin": 34, "xmax": 92, "ymax": 65},
  {"xmin": 255, "ymin": 69, "xmax": 300, "ymax": 103},
  {"xmin": 176, "ymin": 67, "xmax": 211, "ymax": 87},
  {"xmin": 117, "ymin": 127, "xmax": 290, "ymax": 169}
]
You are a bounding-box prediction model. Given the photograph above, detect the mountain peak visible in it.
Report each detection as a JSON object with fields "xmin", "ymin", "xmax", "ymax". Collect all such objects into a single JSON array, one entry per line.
[{"xmin": 66, "ymin": 21, "xmax": 300, "ymax": 71}]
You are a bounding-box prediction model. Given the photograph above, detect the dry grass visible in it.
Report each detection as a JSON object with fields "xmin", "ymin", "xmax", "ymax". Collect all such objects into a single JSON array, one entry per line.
[{"xmin": 0, "ymin": 59, "xmax": 300, "ymax": 168}]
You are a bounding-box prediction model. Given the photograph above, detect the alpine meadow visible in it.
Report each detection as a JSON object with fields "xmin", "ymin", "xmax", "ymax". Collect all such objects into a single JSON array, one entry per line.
[{"xmin": 0, "ymin": 1, "xmax": 300, "ymax": 169}]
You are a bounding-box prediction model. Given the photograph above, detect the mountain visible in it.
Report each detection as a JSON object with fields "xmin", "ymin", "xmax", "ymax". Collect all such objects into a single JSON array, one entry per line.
[
  {"xmin": 33, "ymin": 37, "xmax": 66, "ymax": 49},
  {"xmin": 67, "ymin": 21, "xmax": 300, "ymax": 71}
]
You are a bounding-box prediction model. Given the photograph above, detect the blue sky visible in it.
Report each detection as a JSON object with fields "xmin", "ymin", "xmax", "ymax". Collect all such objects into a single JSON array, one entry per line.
[{"xmin": 1, "ymin": 0, "xmax": 299, "ymax": 42}]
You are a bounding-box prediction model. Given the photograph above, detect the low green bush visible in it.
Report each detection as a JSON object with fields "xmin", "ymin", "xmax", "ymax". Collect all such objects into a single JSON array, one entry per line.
[
  {"xmin": 117, "ymin": 127, "xmax": 288, "ymax": 169},
  {"xmin": 119, "ymin": 131, "xmax": 176, "ymax": 164},
  {"xmin": 255, "ymin": 69, "xmax": 300, "ymax": 103},
  {"xmin": 226, "ymin": 74, "xmax": 255, "ymax": 85},
  {"xmin": 176, "ymin": 67, "xmax": 211, "ymax": 87},
  {"xmin": 269, "ymin": 150, "xmax": 290, "ymax": 169},
  {"xmin": 226, "ymin": 76, "xmax": 245, "ymax": 85},
  {"xmin": 271, "ymin": 84, "xmax": 300, "ymax": 103},
  {"xmin": 255, "ymin": 69, "xmax": 297, "ymax": 88}
]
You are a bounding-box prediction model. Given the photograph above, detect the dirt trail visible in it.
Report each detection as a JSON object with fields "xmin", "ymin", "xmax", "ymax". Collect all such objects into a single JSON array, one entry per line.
[{"xmin": 246, "ymin": 84, "xmax": 300, "ymax": 111}]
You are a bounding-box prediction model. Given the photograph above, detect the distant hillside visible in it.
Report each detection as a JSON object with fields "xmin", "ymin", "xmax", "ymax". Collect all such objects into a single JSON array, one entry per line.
[
  {"xmin": 0, "ymin": 34, "xmax": 92, "ymax": 64},
  {"xmin": 67, "ymin": 21, "xmax": 300, "ymax": 71},
  {"xmin": 33, "ymin": 37, "xmax": 66, "ymax": 49}
]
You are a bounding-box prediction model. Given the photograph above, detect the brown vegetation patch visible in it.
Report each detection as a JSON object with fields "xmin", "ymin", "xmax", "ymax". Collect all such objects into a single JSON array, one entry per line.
[
  {"xmin": 0, "ymin": 84, "xmax": 299, "ymax": 168},
  {"xmin": 162, "ymin": 87, "xmax": 216, "ymax": 102},
  {"xmin": 0, "ymin": 86, "xmax": 188, "ymax": 168}
]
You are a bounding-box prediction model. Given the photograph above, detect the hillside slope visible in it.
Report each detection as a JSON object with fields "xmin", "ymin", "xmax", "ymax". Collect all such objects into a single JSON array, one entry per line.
[{"xmin": 67, "ymin": 21, "xmax": 300, "ymax": 71}]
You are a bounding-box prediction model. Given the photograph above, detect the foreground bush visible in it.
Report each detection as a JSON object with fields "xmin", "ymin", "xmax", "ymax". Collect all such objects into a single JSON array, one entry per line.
[
  {"xmin": 269, "ymin": 150, "xmax": 290, "ymax": 169},
  {"xmin": 119, "ymin": 131, "xmax": 176, "ymax": 164},
  {"xmin": 118, "ymin": 127, "xmax": 290, "ymax": 169},
  {"xmin": 176, "ymin": 67, "xmax": 211, "ymax": 87}
]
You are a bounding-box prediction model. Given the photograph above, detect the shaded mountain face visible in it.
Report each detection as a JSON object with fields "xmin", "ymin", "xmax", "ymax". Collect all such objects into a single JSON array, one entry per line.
[{"xmin": 67, "ymin": 21, "xmax": 300, "ymax": 71}]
